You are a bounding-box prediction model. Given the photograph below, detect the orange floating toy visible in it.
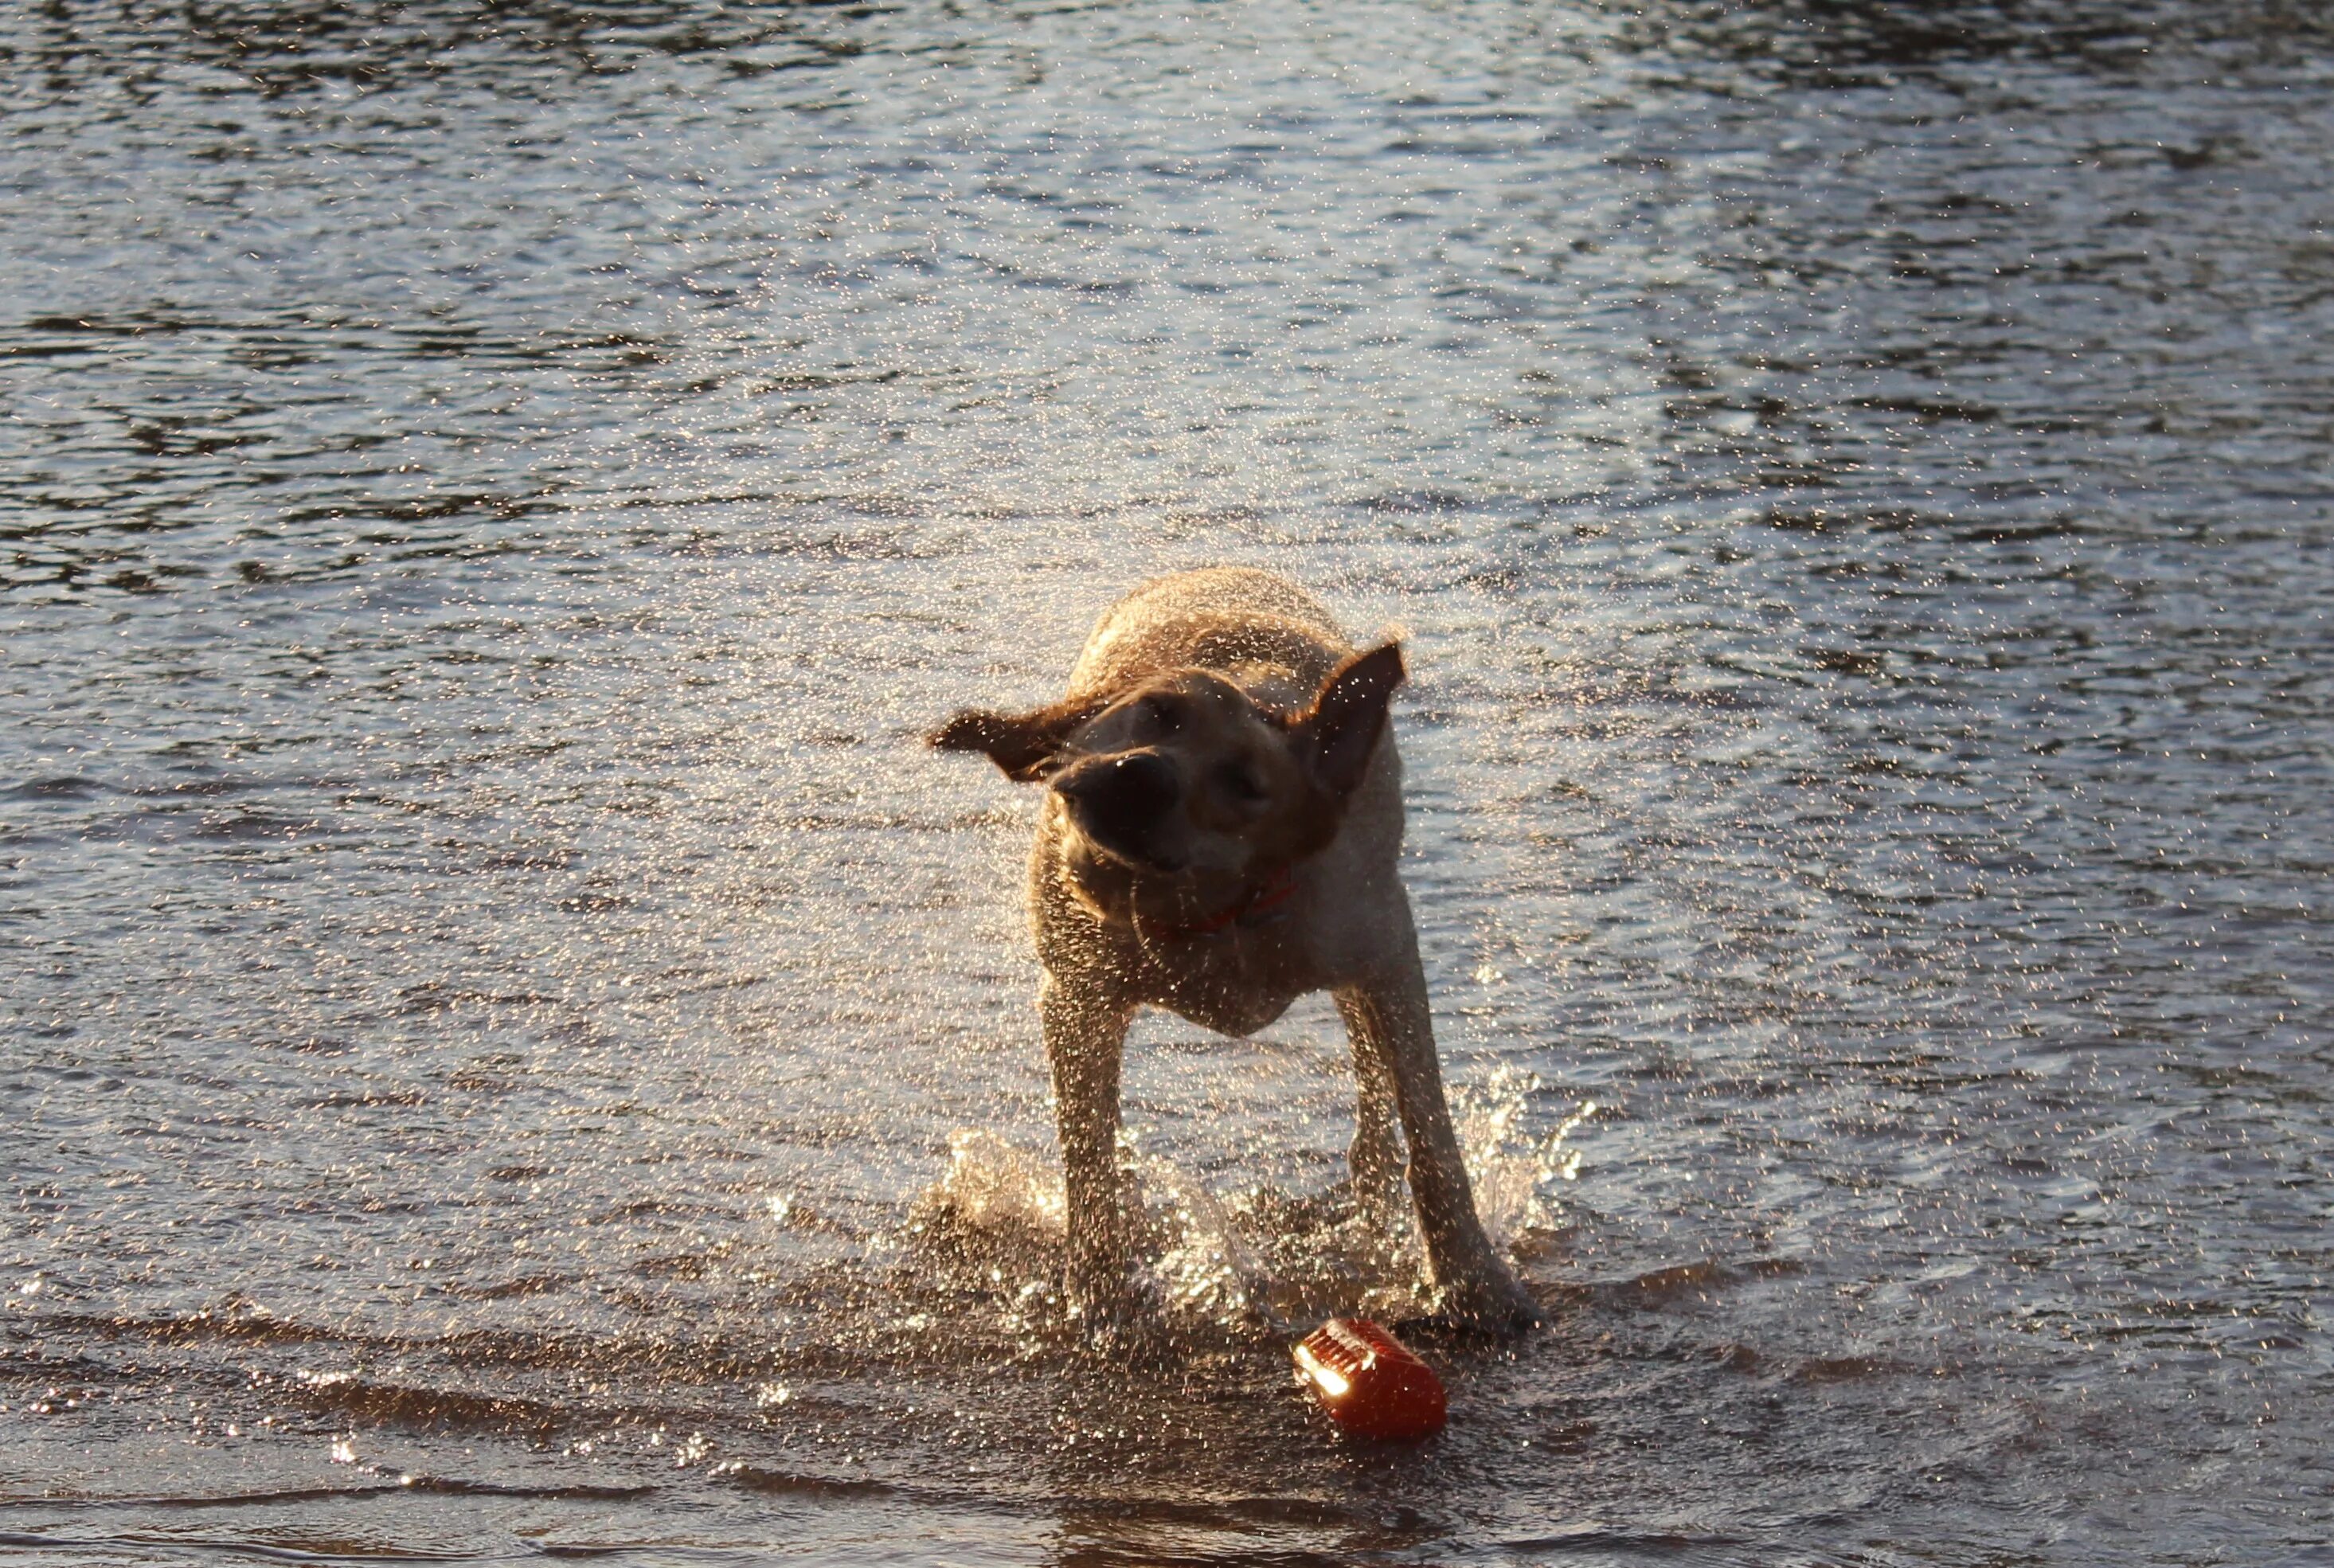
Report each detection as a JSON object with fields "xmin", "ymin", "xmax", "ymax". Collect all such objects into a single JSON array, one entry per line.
[{"xmin": 1292, "ymin": 1317, "xmax": 1447, "ymax": 1441}]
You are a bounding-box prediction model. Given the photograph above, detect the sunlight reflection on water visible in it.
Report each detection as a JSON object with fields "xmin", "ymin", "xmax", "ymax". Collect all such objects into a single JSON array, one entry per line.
[{"xmin": 2, "ymin": 1, "xmax": 2332, "ymax": 1563}]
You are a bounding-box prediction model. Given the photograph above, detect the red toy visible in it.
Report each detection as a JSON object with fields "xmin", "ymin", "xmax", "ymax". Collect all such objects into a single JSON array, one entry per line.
[{"xmin": 1292, "ymin": 1317, "xmax": 1448, "ymax": 1441}]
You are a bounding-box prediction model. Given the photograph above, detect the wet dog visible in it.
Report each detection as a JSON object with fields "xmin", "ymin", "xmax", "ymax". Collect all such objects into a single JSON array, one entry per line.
[{"xmin": 932, "ymin": 567, "xmax": 1538, "ymax": 1331}]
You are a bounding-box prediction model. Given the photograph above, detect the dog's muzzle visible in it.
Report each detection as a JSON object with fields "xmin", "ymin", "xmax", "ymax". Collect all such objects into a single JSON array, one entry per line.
[{"xmin": 1053, "ymin": 750, "xmax": 1180, "ymax": 861}]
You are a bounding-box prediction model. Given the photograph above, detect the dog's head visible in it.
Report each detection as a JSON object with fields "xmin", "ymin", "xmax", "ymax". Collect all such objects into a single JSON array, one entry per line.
[{"xmin": 929, "ymin": 643, "xmax": 1405, "ymax": 878}]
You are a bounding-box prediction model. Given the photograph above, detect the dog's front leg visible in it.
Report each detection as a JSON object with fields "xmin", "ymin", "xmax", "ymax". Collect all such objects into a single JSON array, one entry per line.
[
  {"xmin": 1041, "ymin": 972, "xmax": 1136, "ymax": 1326},
  {"xmin": 1335, "ymin": 992, "xmax": 1409, "ymax": 1228},
  {"xmin": 1336, "ymin": 941, "xmax": 1542, "ymax": 1331}
]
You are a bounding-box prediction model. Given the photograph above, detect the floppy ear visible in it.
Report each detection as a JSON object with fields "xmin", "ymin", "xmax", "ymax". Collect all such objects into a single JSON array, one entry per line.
[
  {"xmin": 1296, "ymin": 642, "xmax": 1405, "ymax": 797},
  {"xmin": 929, "ymin": 696, "xmax": 1104, "ymax": 782}
]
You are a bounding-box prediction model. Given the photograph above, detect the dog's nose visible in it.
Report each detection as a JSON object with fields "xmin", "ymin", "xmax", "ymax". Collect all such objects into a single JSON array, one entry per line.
[{"xmin": 1054, "ymin": 750, "xmax": 1180, "ymax": 838}]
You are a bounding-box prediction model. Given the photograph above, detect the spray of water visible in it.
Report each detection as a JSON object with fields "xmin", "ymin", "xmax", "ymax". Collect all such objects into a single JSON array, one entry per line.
[{"xmin": 914, "ymin": 1068, "xmax": 1597, "ymax": 1338}]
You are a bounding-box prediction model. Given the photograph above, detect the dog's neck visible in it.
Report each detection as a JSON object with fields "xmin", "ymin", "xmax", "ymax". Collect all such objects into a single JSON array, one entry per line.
[
  {"xmin": 1132, "ymin": 862, "xmax": 1300, "ymax": 943},
  {"xmin": 1060, "ymin": 844, "xmax": 1304, "ymax": 944}
]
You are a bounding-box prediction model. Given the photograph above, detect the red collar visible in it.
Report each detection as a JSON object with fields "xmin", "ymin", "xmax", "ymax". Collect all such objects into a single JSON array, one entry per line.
[{"xmin": 1135, "ymin": 863, "xmax": 1300, "ymax": 943}]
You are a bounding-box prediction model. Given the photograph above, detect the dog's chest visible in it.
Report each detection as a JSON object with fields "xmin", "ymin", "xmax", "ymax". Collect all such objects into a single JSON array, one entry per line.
[{"xmin": 1132, "ymin": 925, "xmax": 1315, "ymax": 1038}]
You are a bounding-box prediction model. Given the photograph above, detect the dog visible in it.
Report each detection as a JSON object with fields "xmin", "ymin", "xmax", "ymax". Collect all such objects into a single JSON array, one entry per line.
[{"xmin": 932, "ymin": 567, "xmax": 1538, "ymax": 1331}]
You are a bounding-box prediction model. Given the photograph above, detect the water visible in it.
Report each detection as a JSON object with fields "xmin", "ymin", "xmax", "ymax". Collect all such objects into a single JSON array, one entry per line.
[{"xmin": 3, "ymin": 2, "xmax": 2330, "ymax": 1562}]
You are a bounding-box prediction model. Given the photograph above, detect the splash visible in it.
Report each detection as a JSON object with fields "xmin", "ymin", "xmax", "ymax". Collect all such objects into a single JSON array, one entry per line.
[
  {"xmin": 919, "ymin": 1127, "xmax": 1260, "ymax": 1328},
  {"xmin": 927, "ymin": 1128, "xmax": 1066, "ymax": 1237},
  {"xmin": 1454, "ymin": 1067, "xmax": 1597, "ymax": 1249},
  {"xmin": 1124, "ymin": 1133, "xmax": 1260, "ymax": 1325},
  {"xmin": 911, "ymin": 1089, "xmax": 1585, "ymax": 1337}
]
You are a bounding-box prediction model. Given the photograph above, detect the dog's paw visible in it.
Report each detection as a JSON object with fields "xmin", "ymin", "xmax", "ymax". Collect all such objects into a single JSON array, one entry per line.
[
  {"xmin": 1428, "ymin": 1269, "xmax": 1546, "ymax": 1335},
  {"xmin": 1065, "ymin": 1286, "xmax": 1137, "ymax": 1331},
  {"xmin": 1063, "ymin": 1278, "xmax": 1179, "ymax": 1362},
  {"xmin": 1347, "ymin": 1170, "xmax": 1410, "ymax": 1236},
  {"xmin": 1063, "ymin": 1261, "xmax": 1151, "ymax": 1333}
]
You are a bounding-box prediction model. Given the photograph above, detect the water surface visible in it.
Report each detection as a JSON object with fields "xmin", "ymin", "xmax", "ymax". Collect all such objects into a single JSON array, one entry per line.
[{"xmin": 3, "ymin": 2, "xmax": 2331, "ymax": 1563}]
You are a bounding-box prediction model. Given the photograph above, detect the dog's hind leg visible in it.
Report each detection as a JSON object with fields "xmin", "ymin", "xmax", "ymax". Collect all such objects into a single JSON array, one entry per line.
[
  {"xmin": 1335, "ymin": 932, "xmax": 1542, "ymax": 1331},
  {"xmin": 1041, "ymin": 973, "xmax": 1136, "ymax": 1328},
  {"xmin": 1335, "ymin": 991, "xmax": 1409, "ymax": 1227}
]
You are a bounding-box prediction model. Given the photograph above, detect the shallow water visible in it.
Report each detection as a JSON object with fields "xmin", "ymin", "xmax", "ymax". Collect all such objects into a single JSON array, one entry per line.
[{"xmin": 3, "ymin": 2, "xmax": 2331, "ymax": 1563}]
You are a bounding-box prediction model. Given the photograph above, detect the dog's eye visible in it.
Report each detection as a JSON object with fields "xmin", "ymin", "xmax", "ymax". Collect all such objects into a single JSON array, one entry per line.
[
  {"xmin": 1216, "ymin": 762, "xmax": 1268, "ymax": 804},
  {"xmin": 1140, "ymin": 697, "xmax": 1182, "ymax": 733}
]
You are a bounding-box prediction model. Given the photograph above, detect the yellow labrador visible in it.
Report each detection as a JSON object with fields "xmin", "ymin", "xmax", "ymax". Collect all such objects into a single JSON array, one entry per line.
[{"xmin": 933, "ymin": 567, "xmax": 1538, "ymax": 1331}]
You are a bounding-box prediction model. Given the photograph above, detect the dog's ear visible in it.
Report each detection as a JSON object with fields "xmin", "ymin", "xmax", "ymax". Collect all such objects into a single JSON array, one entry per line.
[
  {"xmin": 929, "ymin": 696, "xmax": 1104, "ymax": 782},
  {"xmin": 1295, "ymin": 642, "xmax": 1405, "ymax": 797}
]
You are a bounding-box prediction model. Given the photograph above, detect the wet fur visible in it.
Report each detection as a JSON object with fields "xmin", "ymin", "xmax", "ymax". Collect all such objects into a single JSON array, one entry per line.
[{"xmin": 932, "ymin": 567, "xmax": 1539, "ymax": 1331}]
